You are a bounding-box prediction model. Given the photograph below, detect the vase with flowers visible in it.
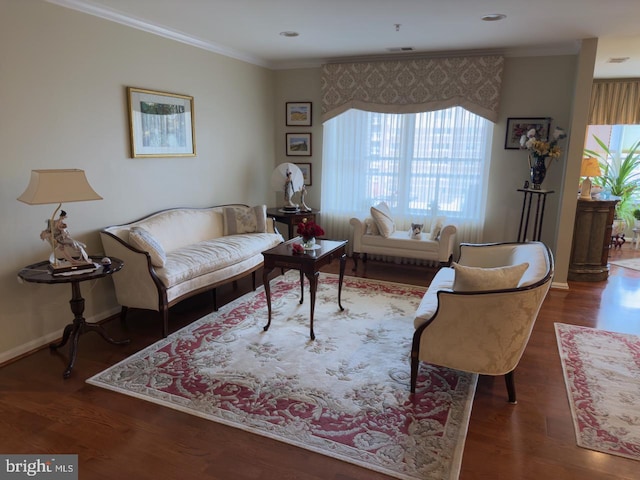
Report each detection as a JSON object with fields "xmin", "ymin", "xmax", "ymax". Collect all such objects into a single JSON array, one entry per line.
[
  {"xmin": 520, "ymin": 125, "xmax": 567, "ymax": 189},
  {"xmin": 297, "ymin": 218, "xmax": 324, "ymax": 249}
]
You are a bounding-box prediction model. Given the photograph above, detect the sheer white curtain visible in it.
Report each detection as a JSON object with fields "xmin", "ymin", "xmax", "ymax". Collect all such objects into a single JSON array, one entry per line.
[{"xmin": 321, "ymin": 107, "xmax": 493, "ymax": 246}]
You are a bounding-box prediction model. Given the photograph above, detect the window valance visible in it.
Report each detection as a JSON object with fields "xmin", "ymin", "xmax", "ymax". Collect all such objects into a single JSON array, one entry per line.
[
  {"xmin": 320, "ymin": 55, "xmax": 504, "ymax": 123},
  {"xmin": 589, "ymin": 78, "xmax": 640, "ymax": 125}
]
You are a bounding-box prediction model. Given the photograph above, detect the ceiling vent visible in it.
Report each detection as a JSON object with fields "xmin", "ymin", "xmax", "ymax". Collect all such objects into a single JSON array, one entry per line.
[
  {"xmin": 608, "ymin": 57, "xmax": 630, "ymax": 63},
  {"xmin": 387, "ymin": 47, "xmax": 415, "ymax": 52}
]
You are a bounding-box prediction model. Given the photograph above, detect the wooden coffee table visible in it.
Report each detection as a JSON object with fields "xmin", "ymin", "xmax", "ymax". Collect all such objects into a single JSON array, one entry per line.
[{"xmin": 262, "ymin": 238, "xmax": 347, "ymax": 340}]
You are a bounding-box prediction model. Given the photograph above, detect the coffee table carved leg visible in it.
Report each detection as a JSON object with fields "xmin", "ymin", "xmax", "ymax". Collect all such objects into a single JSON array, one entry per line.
[
  {"xmin": 263, "ymin": 266, "xmax": 274, "ymax": 331},
  {"xmin": 299, "ymin": 269, "xmax": 304, "ymax": 304},
  {"xmin": 338, "ymin": 253, "xmax": 346, "ymax": 311},
  {"xmin": 305, "ymin": 271, "xmax": 319, "ymax": 340}
]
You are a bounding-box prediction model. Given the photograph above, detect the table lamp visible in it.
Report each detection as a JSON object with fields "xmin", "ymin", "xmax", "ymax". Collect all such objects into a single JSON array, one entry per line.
[
  {"xmin": 17, "ymin": 169, "xmax": 103, "ymax": 273},
  {"xmin": 579, "ymin": 157, "xmax": 602, "ymax": 200},
  {"xmin": 270, "ymin": 163, "xmax": 304, "ymax": 212}
]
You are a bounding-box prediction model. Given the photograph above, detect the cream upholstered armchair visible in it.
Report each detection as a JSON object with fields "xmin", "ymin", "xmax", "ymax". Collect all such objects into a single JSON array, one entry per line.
[{"xmin": 410, "ymin": 242, "xmax": 554, "ymax": 403}]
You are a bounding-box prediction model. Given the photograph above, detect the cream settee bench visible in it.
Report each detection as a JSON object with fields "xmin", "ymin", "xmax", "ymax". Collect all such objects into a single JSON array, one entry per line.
[
  {"xmin": 410, "ymin": 241, "xmax": 554, "ymax": 403},
  {"xmin": 350, "ymin": 201, "xmax": 457, "ymax": 269},
  {"xmin": 100, "ymin": 204, "xmax": 283, "ymax": 337}
]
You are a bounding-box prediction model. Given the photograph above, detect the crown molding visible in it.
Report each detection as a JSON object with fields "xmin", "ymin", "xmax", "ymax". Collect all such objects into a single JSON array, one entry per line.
[{"xmin": 45, "ymin": 0, "xmax": 272, "ymax": 69}]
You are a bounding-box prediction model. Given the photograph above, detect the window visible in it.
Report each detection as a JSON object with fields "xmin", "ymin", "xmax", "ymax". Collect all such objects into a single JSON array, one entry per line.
[
  {"xmin": 585, "ymin": 124, "xmax": 640, "ymax": 203},
  {"xmin": 321, "ymin": 107, "xmax": 493, "ymax": 241}
]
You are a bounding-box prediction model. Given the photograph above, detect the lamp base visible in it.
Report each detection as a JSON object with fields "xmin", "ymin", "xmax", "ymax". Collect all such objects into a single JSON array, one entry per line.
[
  {"xmin": 579, "ymin": 177, "xmax": 593, "ymax": 200},
  {"xmin": 281, "ymin": 205, "xmax": 300, "ymax": 213}
]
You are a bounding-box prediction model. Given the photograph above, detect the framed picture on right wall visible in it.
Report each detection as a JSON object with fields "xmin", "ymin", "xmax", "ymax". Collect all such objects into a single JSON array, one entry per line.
[{"xmin": 505, "ymin": 117, "xmax": 551, "ymax": 149}]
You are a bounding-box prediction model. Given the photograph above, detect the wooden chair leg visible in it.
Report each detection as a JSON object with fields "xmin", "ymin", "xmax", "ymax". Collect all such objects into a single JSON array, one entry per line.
[
  {"xmin": 120, "ymin": 306, "xmax": 129, "ymax": 324},
  {"xmin": 505, "ymin": 370, "xmax": 517, "ymax": 404},
  {"xmin": 161, "ymin": 307, "xmax": 169, "ymax": 338},
  {"xmin": 352, "ymin": 252, "xmax": 360, "ymax": 271}
]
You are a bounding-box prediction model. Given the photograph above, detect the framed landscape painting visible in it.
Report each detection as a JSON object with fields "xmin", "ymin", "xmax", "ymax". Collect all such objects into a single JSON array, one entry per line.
[
  {"xmin": 286, "ymin": 102, "xmax": 312, "ymax": 126},
  {"xmin": 294, "ymin": 162, "xmax": 312, "ymax": 186},
  {"xmin": 505, "ymin": 117, "xmax": 551, "ymax": 150},
  {"xmin": 127, "ymin": 87, "xmax": 196, "ymax": 158},
  {"xmin": 286, "ymin": 133, "xmax": 311, "ymax": 156}
]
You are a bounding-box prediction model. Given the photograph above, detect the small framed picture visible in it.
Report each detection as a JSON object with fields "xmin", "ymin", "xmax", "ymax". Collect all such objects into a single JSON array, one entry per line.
[
  {"xmin": 294, "ymin": 162, "xmax": 312, "ymax": 186},
  {"xmin": 286, "ymin": 102, "xmax": 312, "ymax": 126},
  {"xmin": 505, "ymin": 117, "xmax": 551, "ymax": 149},
  {"xmin": 286, "ymin": 133, "xmax": 311, "ymax": 156}
]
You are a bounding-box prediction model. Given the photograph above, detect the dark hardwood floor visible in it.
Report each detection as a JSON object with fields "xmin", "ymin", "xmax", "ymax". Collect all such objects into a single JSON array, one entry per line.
[{"xmin": 1, "ymin": 244, "xmax": 639, "ymax": 479}]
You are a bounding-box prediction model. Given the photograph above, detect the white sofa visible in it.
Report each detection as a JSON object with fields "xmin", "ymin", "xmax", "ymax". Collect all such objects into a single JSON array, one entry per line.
[
  {"xmin": 410, "ymin": 241, "xmax": 554, "ymax": 403},
  {"xmin": 349, "ymin": 216, "xmax": 457, "ymax": 269},
  {"xmin": 100, "ymin": 204, "xmax": 283, "ymax": 337}
]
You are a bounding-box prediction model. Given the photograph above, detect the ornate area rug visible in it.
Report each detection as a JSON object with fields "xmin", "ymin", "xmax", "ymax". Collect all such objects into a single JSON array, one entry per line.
[
  {"xmin": 88, "ymin": 272, "xmax": 477, "ymax": 480},
  {"xmin": 610, "ymin": 257, "xmax": 640, "ymax": 272},
  {"xmin": 555, "ymin": 323, "xmax": 640, "ymax": 461}
]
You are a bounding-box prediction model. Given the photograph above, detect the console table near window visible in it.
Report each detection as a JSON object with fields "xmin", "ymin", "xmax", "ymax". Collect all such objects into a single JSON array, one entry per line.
[
  {"xmin": 568, "ymin": 199, "xmax": 618, "ymax": 281},
  {"xmin": 18, "ymin": 256, "xmax": 129, "ymax": 378},
  {"xmin": 517, "ymin": 188, "xmax": 554, "ymax": 242}
]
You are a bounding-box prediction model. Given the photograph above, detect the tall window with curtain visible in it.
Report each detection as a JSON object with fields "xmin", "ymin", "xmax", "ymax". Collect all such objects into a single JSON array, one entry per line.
[
  {"xmin": 585, "ymin": 124, "xmax": 640, "ymax": 204},
  {"xmin": 587, "ymin": 79, "xmax": 640, "ymax": 210},
  {"xmin": 321, "ymin": 107, "xmax": 493, "ymax": 243}
]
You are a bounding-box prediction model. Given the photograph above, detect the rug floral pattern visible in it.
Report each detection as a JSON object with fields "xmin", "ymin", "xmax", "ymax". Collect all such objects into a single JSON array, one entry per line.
[
  {"xmin": 555, "ymin": 323, "xmax": 640, "ymax": 461},
  {"xmin": 88, "ymin": 272, "xmax": 477, "ymax": 480}
]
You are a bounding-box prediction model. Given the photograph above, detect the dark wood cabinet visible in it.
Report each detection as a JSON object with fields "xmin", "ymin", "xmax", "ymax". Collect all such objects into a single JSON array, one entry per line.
[{"xmin": 568, "ymin": 199, "xmax": 618, "ymax": 281}]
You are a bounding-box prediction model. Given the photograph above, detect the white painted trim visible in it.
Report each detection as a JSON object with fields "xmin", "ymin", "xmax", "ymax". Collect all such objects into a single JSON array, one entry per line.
[
  {"xmin": 0, "ymin": 306, "xmax": 122, "ymax": 365},
  {"xmin": 44, "ymin": 0, "xmax": 271, "ymax": 69},
  {"xmin": 551, "ymin": 281, "xmax": 570, "ymax": 290}
]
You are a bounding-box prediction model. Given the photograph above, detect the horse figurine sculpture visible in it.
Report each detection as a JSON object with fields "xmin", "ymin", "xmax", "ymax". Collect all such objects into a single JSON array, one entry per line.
[{"xmin": 40, "ymin": 210, "xmax": 90, "ymax": 265}]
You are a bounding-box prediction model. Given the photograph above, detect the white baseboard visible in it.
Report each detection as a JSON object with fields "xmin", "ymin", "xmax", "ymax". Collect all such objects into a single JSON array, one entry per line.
[
  {"xmin": 0, "ymin": 306, "xmax": 122, "ymax": 365},
  {"xmin": 551, "ymin": 281, "xmax": 569, "ymax": 290}
]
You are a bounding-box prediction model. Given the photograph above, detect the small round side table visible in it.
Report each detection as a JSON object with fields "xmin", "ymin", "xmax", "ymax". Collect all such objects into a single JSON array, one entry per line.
[{"xmin": 18, "ymin": 256, "xmax": 129, "ymax": 378}]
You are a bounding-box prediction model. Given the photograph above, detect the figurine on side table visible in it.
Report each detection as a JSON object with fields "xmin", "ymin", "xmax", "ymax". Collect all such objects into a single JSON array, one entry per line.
[{"xmin": 40, "ymin": 210, "xmax": 90, "ymax": 265}]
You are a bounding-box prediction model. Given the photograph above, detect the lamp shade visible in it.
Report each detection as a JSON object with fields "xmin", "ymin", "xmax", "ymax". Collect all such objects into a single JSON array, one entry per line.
[
  {"xmin": 580, "ymin": 157, "xmax": 601, "ymax": 178},
  {"xmin": 17, "ymin": 169, "xmax": 102, "ymax": 205}
]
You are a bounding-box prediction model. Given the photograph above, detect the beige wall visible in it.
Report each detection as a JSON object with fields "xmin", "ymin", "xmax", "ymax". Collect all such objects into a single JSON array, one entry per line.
[
  {"xmin": 273, "ymin": 69, "xmax": 323, "ymax": 221},
  {"xmin": 0, "ymin": 0, "xmax": 275, "ymax": 360},
  {"xmin": 484, "ymin": 55, "xmax": 578, "ymax": 248}
]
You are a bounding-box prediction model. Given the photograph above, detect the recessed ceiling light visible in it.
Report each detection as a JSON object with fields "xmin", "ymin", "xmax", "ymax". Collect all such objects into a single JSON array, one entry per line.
[
  {"xmin": 481, "ymin": 13, "xmax": 507, "ymax": 21},
  {"xmin": 279, "ymin": 31, "xmax": 299, "ymax": 37}
]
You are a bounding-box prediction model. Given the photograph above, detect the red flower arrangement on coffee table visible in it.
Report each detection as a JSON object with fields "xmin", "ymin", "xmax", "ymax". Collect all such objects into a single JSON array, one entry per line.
[
  {"xmin": 297, "ymin": 219, "xmax": 324, "ymax": 241},
  {"xmin": 292, "ymin": 219, "xmax": 324, "ymax": 253}
]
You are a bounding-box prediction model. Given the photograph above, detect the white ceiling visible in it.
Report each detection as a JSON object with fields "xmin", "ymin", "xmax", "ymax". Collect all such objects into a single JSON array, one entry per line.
[{"xmin": 49, "ymin": 0, "xmax": 640, "ymax": 77}]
